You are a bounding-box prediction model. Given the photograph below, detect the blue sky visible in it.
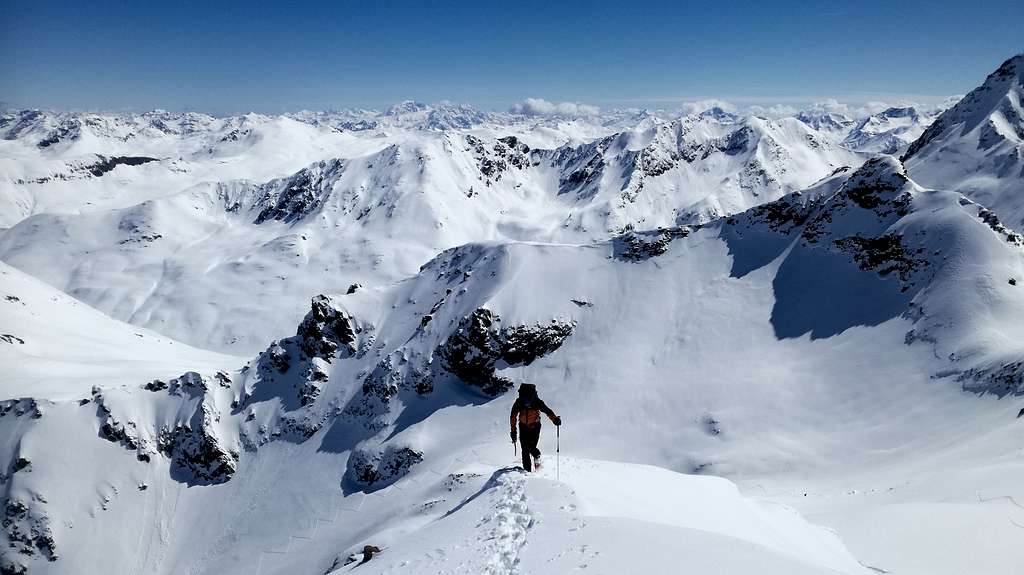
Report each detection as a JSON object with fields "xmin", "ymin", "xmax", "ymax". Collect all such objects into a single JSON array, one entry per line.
[{"xmin": 2, "ymin": 0, "xmax": 1022, "ymax": 114}]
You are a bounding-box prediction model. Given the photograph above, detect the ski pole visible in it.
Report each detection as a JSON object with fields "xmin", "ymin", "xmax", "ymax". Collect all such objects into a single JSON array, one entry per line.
[{"xmin": 556, "ymin": 425, "xmax": 560, "ymax": 481}]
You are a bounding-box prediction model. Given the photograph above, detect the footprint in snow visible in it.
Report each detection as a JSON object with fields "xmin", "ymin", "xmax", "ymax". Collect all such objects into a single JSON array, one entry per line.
[{"xmin": 483, "ymin": 472, "xmax": 532, "ymax": 575}]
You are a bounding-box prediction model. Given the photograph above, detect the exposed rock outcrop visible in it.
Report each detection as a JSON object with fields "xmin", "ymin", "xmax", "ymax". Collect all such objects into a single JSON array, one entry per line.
[
  {"xmin": 345, "ymin": 446, "xmax": 423, "ymax": 491},
  {"xmin": 439, "ymin": 308, "xmax": 575, "ymax": 396},
  {"xmin": 0, "ymin": 400, "xmax": 41, "ymax": 419},
  {"xmin": 729, "ymin": 191, "xmax": 811, "ymax": 234},
  {"xmin": 802, "ymin": 157, "xmax": 913, "ymax": 244},
  {"xmin": 253, "ymin": 159, "xmax": 345, "ymax": 224},
  {"xmin": 956, "ymin": 361, "xmax": 1024, "ymax": 397},
  {"xmin": 832, "ymin": 234, "xmax": 929, "ymax": 288},
  {"xmin": 977, "ymin": 208, "xmax": 1024, "ymax": 246},
  {"xmin": 613, "ymin": 227, "xmax": 693, "ymax": 262},
  {"xmin": 157, "ymin": 404, "xmax": 238, "ymax": 485},
  {"xmin": 2, "ymin": 498, "xmax": 56, "ymax": 568},
  {"xmin": 85, "ymin": 155, "xmax": 159, "ymax": 177},
  {"xmin": 94, "ymin": 373, "xmax": 238, "ymax": 485},
  {"xmin": 466, "ymin": 135, "xmax": 535, "ymax": 185},
  {"xmin": 36, "ymin": 119, "xmax": 81, "ymax": 148},
  {"xmin": 248, "ymin": 295, "xmax": 360, "ymax": 411}
]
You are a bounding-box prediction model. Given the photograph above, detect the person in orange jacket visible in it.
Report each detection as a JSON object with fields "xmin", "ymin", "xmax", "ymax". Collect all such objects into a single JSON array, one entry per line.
[{"xmin": 509, "ymin": 383, "xmax": 561, "ymax": 472}]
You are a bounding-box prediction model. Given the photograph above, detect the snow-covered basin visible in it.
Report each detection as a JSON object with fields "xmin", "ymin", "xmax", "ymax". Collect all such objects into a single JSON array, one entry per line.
[{"xmin": 352, "ymin": 457, "xmax": 868, "ymax": 575}]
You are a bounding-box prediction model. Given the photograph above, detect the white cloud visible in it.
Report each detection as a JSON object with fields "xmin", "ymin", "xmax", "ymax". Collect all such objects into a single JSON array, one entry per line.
[
  {"xmin": 746, "ymin": 103, "xmax": 799, "ymax": 118},
  {"xmin": 509, "ymin": 98, "xmax": 600, "ymax": 117},
  {"xmin": 805, "ymin": 98, "xmax": 851, "ymax": 115},
  {"xmin": 508, "ymin": 94, "xmax": 961, "ymax": 122},
  {"xmin": 680, "ymin": 99, "xmax": 736, "ymax": 115},
  {"xmin": 937, "ymin": 95, "xmax": 964, "ymax": 110},
  {"xmin": 801, "ymin": 98, "xmax": 934, "ymax": 119},
  {"xmin": 861, "ymin": 100, "xmax": 900, "ymax": 115}
]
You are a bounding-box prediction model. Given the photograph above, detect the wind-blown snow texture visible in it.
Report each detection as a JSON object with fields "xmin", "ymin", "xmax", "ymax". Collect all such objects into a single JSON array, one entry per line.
[{"xmin": 2, "ymin": 54, "xmax": 1024, "ymax": 575}]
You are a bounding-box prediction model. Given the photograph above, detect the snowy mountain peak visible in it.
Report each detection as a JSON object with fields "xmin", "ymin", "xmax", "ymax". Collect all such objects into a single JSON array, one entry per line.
[
  {"xmin": 904, "ymin": 53, "xmax": 1024, "ymax": 161},
  {"xmin": 385, "ymin": 100, "xmax": 430, "ymax": 116},
  {"xmin": 996, "ymin": 52, "xmax": 1024, "ymax": 81},
  {"xmin": 696, "ymin": 106, "xmax": 741, "ymax": 123},
  {"xmin": 880, "ymin": 106, "xmax": 919, "ymax": 119},
  {"xmin": 840, "ymin": 106, "xmax": 934, "ymax": 155},
  {"xmin": 902, "ymin": 53, "xmax": 1024, "ymax": 227},
  {"xmin": 796, "ymin": 110, "xmax": 855, "ymax": 132}
]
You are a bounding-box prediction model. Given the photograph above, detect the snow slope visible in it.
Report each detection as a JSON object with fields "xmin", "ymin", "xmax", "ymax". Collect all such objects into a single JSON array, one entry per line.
[
  {"xmin": 904, "ymin": 53, "xmax": 1024, "ymax": 228},
  {"xmin": 5, "ymin": 154, "xmax": 1024, "ymax": 575},
  {"xmin": 0, "ymin": 112, "xmax": 862, "ymax": 354},
  {"xmin": 0, "ymin": 110, "xmax": 391, "ymax": 228},
  {"xmin": 0, "ymin": 261, "xmax": 240, "ymax": 399},
  {"xmin": 349, "ymin": 459, "xmax": 867, "ymax": 575}
]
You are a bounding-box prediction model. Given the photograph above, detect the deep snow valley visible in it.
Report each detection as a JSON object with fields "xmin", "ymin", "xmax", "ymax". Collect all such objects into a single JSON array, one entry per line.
[{"xmin": 2, "ymin": 54, "xmax": 1024, "ymax": 575}]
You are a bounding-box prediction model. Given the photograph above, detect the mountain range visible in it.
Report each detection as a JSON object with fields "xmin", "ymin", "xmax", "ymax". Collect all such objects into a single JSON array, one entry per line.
[{"xmin": 2, "ymin": 54, "xmax": 1023, "ymax": 575}]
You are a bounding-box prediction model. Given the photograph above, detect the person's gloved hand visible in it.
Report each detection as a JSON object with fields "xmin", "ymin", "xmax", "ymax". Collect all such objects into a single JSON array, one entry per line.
[
  {"xmin": 510, "ymin": 429, "xmax": 517, "ymax": 442},
  {"xmin": 553, "ymin": 416, "xmax": 562, "ymax": 426}
]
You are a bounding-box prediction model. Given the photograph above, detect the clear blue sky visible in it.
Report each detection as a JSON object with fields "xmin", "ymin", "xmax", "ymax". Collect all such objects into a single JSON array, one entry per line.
[{"xmin": 2, "ymin": 0, "xmax": 1022, "ymax": 114}]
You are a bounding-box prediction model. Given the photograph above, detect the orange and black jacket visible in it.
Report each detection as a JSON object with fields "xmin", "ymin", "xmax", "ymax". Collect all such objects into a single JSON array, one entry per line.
[{"xmin": 510, "ymin": 397, "xmax": 558, "ymax": 431}]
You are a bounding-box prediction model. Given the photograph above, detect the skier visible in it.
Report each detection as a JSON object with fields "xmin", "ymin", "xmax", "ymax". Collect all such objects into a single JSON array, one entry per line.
[{"xmin": 509, "ymin": 383, "xmax": 561, "ymax": 472}]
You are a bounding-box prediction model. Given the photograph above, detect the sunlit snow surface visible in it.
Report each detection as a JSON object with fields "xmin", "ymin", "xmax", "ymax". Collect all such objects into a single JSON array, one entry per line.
[
  {"xmin": 1, "ymin": 106, "xmax": 865, "ymax": 354},
  {"xmin": 2, "ymin": 56, "xmax": 1024, "ymax": 575}
]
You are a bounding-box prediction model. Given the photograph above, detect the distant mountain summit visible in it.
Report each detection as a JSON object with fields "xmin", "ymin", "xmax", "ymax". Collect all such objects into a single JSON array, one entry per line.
[
  {"xmin": 903, "ymin": 53, "xmax": 1024, "ymax": 225},
  {"xmin": 795, "ymin": 110, "xmax": 855, "ymax": 133},
  {"xmin": 842, "ymin": 106, "xmax": 933, "ymax": 155},
  {"xmin": 695, "ymin": 106, "xmax": 741, "ymax": 124}
]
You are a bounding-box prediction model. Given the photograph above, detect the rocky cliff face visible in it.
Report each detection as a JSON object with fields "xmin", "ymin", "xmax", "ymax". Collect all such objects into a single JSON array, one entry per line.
[{"xmin": 253, "ymin": 159, "xmax": 347, "ymax": 224}]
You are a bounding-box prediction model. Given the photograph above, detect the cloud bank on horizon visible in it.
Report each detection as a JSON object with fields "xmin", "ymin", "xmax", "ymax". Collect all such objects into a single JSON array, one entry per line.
[
  {"xmin": 508, "ymin": 98, "xmax": 602, "ymax": 118},
  {"xmin": 493, "ymin": 95, "xmax": 963, "ymax": 121}
]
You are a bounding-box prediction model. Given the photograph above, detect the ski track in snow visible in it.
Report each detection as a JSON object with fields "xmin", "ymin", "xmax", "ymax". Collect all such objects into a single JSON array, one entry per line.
[
  {"xmin": 976, "ymin": 491, "xmax": 1024, "ymax": 531},
  {"xmin": 483, "ymin": 471, "xmax": 533, "ymax": 575}
]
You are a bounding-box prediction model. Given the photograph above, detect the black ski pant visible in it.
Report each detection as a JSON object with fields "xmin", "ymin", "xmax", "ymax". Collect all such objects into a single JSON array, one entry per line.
[{"xmin": 519, "ymin": 423, "xmax": 542, "ymax": 471}]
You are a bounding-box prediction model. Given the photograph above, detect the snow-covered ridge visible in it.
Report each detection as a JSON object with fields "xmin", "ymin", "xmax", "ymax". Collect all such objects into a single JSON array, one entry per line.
[
  {"xmin": 354, "ymin": 459, "xmax": 868, "ymax": 575},
  {"xmin": 903, "ymin": 53, "xmax": 1024, "ymax": 227},
  {"xmin": 904, "ymin": 54, "xmax": 1024, "ymax": 161},
  {"xmin": 0, "ymin": 95, "xmax": 942, "ymax": 232}
]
